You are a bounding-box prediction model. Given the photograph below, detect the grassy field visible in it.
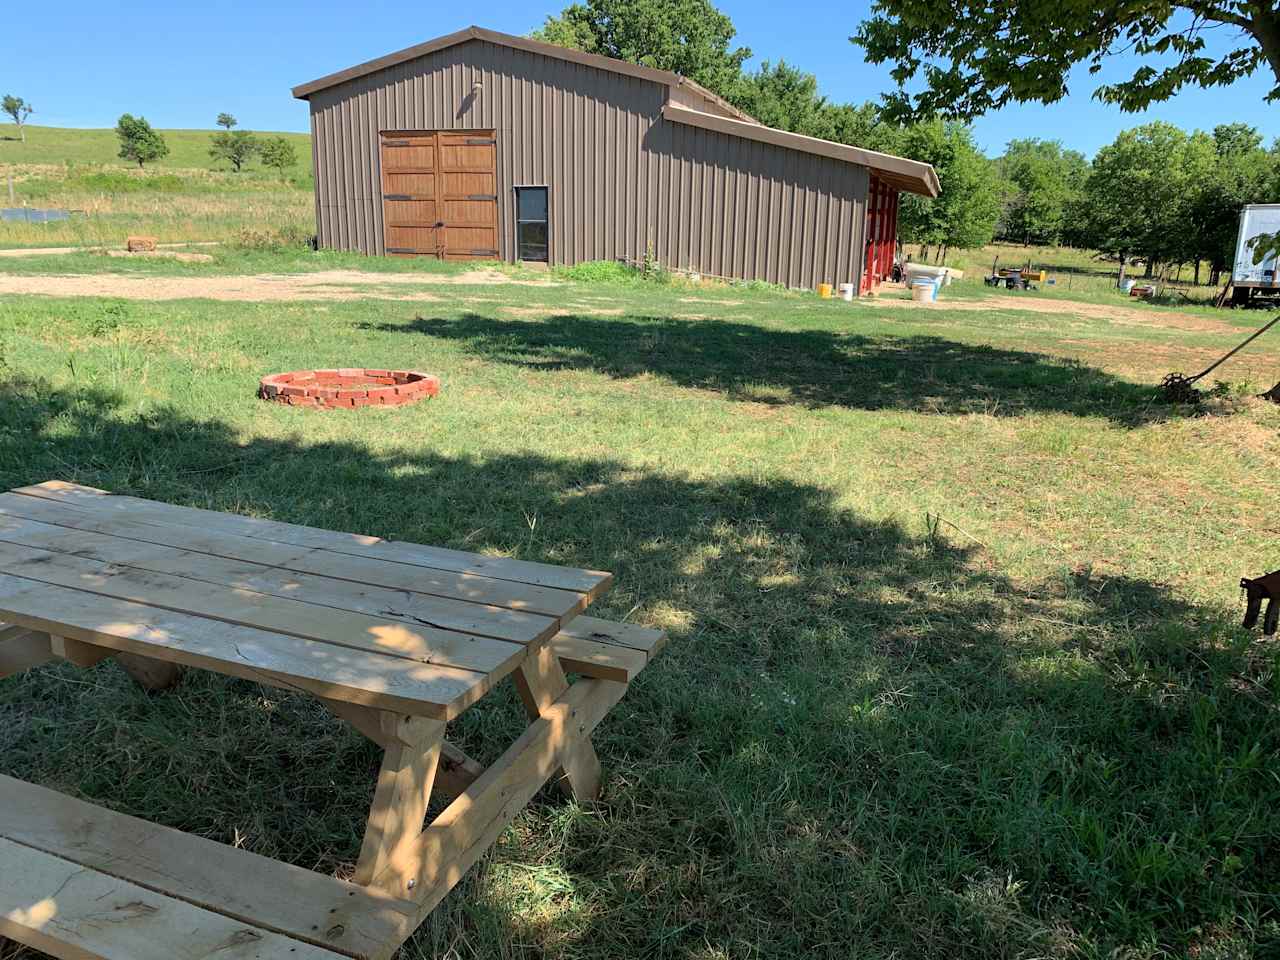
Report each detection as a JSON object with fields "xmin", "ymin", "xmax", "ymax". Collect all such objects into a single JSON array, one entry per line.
[
  {"xmin": 937, "ymin": 243, "xmax": 1228, "ymax": 308},
  {"xmin": 0, "ymin": 261, "xmax": 1278, "ymax": 959},
  {"xmin": 0, "ymin": 124, "xmax": 311, "ymax": 172},
  {"xmin": 0, "ymin": 125, "xmax": 313, "ymax": 249}
]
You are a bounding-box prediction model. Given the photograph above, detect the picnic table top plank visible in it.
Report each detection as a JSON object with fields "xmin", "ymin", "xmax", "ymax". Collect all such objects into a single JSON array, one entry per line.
[
  {"xmin": 0, "ymin": 836, "xmax": 350, "ymax": 960},
  {"xmin": 0, "ymin": 775, "xmax": 415, "ymax": 959},
  {"xmin": 0, "ymin": 490, "xmax": 593, "ymax": 619},
  {"xmin": 0, "ymin": 513, "xmax": 561, "ymax": 646},
  {"xmin": 0, "ymin": 574, "xmax": 492, "ymax": 719},
  {"xmin": 16, "ymin": 481, "xmax": 613, "ymax": 598},
  {"xmin": 0, "ymin": 540, "xmax": 526, "ymax": 677}
]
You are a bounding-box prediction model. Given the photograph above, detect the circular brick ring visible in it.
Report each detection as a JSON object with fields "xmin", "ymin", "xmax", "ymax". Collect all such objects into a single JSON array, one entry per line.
[{"xmin": 259, "ymin": 368, "xmax": 441, "ymax": 409}]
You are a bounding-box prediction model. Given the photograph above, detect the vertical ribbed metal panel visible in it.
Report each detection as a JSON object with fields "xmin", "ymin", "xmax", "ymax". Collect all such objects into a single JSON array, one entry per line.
[{"xmin": 308, "ymin": 38, "xmax": 869, "ymax": 287}]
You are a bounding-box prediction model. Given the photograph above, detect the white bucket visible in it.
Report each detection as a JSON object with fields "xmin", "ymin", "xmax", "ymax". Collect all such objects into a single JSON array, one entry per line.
[
  {"xmin": 838, "ymin": 282, "xmax": 855, "ymax": 301},
  {"xmin": 910, "ymin": 280, "xmax": 935, "ymax": 303},
  {"xmin": 1122, "ymin": 279, "xmax": 1136, "ymax": 293}
]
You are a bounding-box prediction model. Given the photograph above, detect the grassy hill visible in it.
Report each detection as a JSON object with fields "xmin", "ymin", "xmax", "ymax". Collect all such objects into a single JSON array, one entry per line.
[
  {"xmin": 0, "ymin": 124, "xmax": 311, "ymax": 175},
  {"xmin": 0, "ymin": 125, "xmax": 315, "ymax": 248}
]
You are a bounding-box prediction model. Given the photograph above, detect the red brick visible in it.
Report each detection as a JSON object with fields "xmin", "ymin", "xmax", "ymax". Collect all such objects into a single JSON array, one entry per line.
[{"xmin": 337, "ymin": 388, "xmax": 367, "ymax": 400}]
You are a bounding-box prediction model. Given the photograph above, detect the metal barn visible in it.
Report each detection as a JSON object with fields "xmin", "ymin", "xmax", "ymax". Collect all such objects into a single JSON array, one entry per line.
[{"xmin": 292, "ymin": 25, "xmax": 939, "ymax": 292}]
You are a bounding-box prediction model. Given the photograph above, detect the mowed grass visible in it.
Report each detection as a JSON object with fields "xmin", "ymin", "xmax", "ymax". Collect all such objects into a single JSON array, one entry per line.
[{"xmin": 0, "ymin": 274, "xmax": 1279, "ymax": 959}]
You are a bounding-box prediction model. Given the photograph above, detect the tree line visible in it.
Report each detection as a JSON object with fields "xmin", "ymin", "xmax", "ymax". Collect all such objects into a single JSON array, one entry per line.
[
  {"xmin": 112, "ymin": 112, "xmax": 298, "ymax": 176},
  {"xmin": 535, "ymin": 0, "xmax": 1278, "ymax": 279}
]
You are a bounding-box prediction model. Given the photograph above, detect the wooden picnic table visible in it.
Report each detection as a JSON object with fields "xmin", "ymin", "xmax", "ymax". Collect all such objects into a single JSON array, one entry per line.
[{"xmin": 0, "ymin": 481, "xmax": 664, "ymax": 960}]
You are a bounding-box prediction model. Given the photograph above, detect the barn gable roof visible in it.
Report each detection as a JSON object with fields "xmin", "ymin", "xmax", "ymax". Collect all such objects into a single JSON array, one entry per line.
[
  {"xmin": 292, "ymin": 25, "xmax": 939, "ymax": 197},
  {"xmin": 292, "ymin": 25, "xmax": 750, "ymax": 121}
]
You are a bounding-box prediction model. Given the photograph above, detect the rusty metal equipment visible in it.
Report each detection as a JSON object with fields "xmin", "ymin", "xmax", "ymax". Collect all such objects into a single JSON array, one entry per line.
[
  {"xmin": 1241, "ymin": 570, "xmax": 1280, "ymax": 634},
  {"xmin": 1159, "ymin": 313, "xmax": 1280, "ymax": 402}
]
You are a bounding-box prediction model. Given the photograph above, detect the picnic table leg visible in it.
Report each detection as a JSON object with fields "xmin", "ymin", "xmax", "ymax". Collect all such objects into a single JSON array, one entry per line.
[
  {"xmin": 321, "ymin": 698, "xmax": 483, "ymax": 800},
  {"xmin": 116, "ymin": 652, "xmax": 183, "ymax": 691},
  {"xmin": 513, "ymin": 643, "xmax": 603, "ymax": 801},
  {"xmin": 353, "ymin": 714, "xmax": 446, "ymax": 888}
]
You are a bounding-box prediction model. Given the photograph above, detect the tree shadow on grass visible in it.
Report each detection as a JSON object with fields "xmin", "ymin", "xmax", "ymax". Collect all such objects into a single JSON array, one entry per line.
[
  {"xmin": 0, "ymin": 379, "xmax": 1276, "ymax": 959},
  {"xmin": 361, "ymin": 312, "xmax": 1175, "ymax": 424}
]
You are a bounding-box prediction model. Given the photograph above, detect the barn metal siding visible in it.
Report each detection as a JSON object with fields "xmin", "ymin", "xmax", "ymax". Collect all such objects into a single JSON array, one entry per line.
[{"xmin": 308, "ymin": 38, "xmax": 868, "ymax": 288}]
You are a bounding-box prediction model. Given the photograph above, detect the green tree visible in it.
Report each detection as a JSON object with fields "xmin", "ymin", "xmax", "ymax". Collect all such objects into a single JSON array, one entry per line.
[
  {"xmin": 732, "ymin": 62, "xmax": 888, "ymax": 147},
  {"xmin": 2, "ymin": 95, "xmax": 33, "ymax": 142},
  {"xmin": 890, "ymin": 120, "xmax": 1001, "ymax": 258},
  {"xmin": 997, "ymin": 139, "xmax": 1088, "ymax": 246},
  {"xmin": 259, "ymin": 136, "xmax": 298, "ymax": 177},
  {"xmin": 209, "ymin": 129, "xmax": 260, "ymax": 172},
  {"xmin": 1185, "ymin": 124, "xmax": 1278, "ymax": 283},
  {"xmin": 114, "ymin": 114, "xmax": 168, "ymax": 169},
  {"xmin": 534, "ymin": 0, "xmax": 751, "ymax": 97},
  {"xmin": 1076, "ymin": 122, "xmax": 1215, "ymax": 285},
  {"xmin": 216, "ymin": 113, "xmax": 237, "ymax": 130},
  {"xmin": 853, "ymin": 2, "xmax": 1280, "ymax": 121}
]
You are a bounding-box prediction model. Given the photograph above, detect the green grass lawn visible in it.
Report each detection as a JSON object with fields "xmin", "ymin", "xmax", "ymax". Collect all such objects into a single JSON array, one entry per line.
[{"xmin": 0, "ymin": 271, "xmax": 1278, "ymax": 959}]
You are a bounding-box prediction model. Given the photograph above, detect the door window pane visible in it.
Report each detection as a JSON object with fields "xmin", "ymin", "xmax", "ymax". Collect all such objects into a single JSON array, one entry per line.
[
  {"xmin": 518, "ymin": 221, "xmax": 548, "ymax": 261},
  {"xmin": 518, "ymin": 187, "xmax": 547, "ymax": 222},
  {"xmin": 516, "ymin": 187, "xmax": 548, "ymax": 262}
]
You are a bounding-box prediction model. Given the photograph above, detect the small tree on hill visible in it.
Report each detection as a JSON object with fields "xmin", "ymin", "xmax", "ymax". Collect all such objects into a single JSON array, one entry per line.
[
  {"xmin": 2, "ymin": 95, "xmax": 33, "ymax": 142},
  {"xmin": 115, "ymin": 114, "xmax": 168, "ymax": 168},
  {"xmin": 259, "ymin": 137, "xmax": 298, "ymax": 177},
  {"xmin": 210, "ymin": 129, "xmax": 260, "ymax": 172},
  {"xmin": 216, "ymin": 112, "xmax": 237, "ymax": 130}
]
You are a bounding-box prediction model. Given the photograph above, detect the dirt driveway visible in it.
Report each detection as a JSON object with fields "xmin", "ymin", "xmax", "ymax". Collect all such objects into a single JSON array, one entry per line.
[
  {"xmin": 0, "ymin": 268, "xmax": 554, "ymax": 303},
  {"xmin": 873, "ymin": 290, "xmax": 1240, "ymax": 335}
]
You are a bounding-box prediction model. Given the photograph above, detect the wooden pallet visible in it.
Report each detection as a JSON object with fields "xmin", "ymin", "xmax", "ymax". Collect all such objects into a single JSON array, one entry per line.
[{"xmin": 0, "ymin": 482, "xmax": 666, "ymax": 960}]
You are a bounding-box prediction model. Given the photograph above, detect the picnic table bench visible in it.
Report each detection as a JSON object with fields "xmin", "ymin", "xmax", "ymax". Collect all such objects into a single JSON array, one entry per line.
[{"xmin": 0, "ymin": 481, "xmax": 664, "ymax": 960}]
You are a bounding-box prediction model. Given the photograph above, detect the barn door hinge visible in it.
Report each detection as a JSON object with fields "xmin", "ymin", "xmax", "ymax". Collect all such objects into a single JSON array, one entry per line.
[
  {"xmin": 470, "ymin": 249, "xmax": 499, "ymax": 256},
  {"xmin": 467, "ymin": 194, "xmax": 498, "ymax": 201},
  {"xmin": 383, "ymin": 194, "xmax": 412, "ymax": 201},
  {"xmin": 384, "ymin": 139, "xmax": 412, "ymax": 146},
  {"xmin": 385, "ymin": 247, "xmax": 422, "ymax": 254},
  {"xmin": 465, "ymin": 138, "xmax": 497, "ymax": 145}
]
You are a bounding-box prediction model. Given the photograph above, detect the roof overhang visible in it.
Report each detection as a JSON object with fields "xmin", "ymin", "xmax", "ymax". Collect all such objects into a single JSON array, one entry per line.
[
  {"xmin": 291, "ymin": 25, "xmax": 755, "ymax": 123},
  {"xmin": 662, "ymin": 104, "xmax": 940, "ymax": 198}
]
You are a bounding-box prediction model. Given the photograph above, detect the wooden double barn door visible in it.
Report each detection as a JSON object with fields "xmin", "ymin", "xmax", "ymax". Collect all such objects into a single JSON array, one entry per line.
[{"xmin": 379, "ymin": 130, "xmax": 499, "ymax": 260}]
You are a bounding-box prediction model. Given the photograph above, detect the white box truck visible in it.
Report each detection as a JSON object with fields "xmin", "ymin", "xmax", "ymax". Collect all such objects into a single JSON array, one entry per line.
[{"xmin": 1232, "ymin": 203, "xmax": 1280, "ymax": 305}]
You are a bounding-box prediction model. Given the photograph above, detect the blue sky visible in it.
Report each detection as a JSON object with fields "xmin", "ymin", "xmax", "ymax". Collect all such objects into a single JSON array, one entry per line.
[{"xmin": 7, "ymin": 0, "xmax": 1277, "ymax": 158}]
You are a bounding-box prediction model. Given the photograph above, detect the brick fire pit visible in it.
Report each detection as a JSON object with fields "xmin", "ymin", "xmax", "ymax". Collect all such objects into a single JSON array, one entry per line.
[{"xmin": 259, "ymin": 368, "xmax": 440, "ymax": 409}]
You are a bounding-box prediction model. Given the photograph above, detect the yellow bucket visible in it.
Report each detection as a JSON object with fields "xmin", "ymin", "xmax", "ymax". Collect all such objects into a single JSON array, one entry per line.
[{"xmin": 817, "ymin": 283, "xmax": 833, "ymax": 298}]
